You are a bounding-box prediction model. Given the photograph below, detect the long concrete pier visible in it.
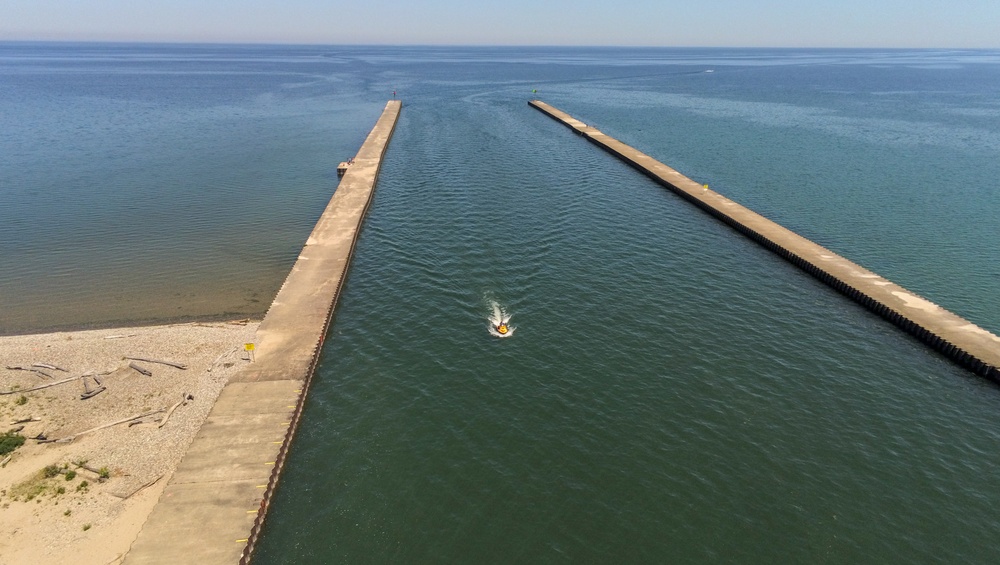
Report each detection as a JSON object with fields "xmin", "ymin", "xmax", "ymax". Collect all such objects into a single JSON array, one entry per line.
[
  {"xmin": 124, "ymin": 100, "xmax": 401, "ymax": 564},
  {"xmin": 530, "ymin": 100, "xmax": 1000, "ymax": 383}
]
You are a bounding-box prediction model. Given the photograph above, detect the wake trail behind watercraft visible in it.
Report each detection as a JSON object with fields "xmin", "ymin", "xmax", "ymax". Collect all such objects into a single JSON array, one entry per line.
[{"xmin": 487, "ymin": 300, "xmax": 515, "ymax": 338}]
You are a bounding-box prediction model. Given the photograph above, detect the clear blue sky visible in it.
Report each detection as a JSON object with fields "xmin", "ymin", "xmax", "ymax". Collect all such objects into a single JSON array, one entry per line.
[{"xmin": 1, "ymin": 0, "xmax": 997, "ymax": 48}]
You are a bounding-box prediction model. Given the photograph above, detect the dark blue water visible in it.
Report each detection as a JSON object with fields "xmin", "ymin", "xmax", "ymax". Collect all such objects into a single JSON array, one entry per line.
[{"xmin": 3, "ymin": 44, "xmax": 1000, "ymax": 563}]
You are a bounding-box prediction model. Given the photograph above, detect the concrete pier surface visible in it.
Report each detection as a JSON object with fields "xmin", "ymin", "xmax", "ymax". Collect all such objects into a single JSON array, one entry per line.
[
  {"xmin": 124, "ymin": 100, "xmax": 401, "ymax": 564},
  {"xmin": 530, "ymin": 100, "xmax": 1000, "ymax": 383}
]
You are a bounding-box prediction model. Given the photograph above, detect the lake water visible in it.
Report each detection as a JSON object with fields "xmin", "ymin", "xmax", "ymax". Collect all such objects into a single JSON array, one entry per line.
[{"xmin": 3, "ymin": 44, "xmax": 1000, "ymax": 563}]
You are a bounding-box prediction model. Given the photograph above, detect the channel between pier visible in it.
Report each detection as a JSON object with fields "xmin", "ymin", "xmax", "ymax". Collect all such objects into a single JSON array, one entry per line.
[
  {"xmin": 529, "ymin": 99, "xmax": 1000, "ymax": 383},
  {"xmin": 123, "ymin": 100, "xmax": 401, "ymax": 564}
]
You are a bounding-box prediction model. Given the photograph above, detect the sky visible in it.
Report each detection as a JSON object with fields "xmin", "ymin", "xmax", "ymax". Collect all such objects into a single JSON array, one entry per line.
[{"xmin": 1, "ymin": 0, "xmax": 997, "ymax": 48}]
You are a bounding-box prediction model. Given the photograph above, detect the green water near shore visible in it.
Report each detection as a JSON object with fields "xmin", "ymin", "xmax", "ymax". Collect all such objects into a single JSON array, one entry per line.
[{"xmin": 254, "ymin": 50, "xmax": 1000, "ymax": 563}]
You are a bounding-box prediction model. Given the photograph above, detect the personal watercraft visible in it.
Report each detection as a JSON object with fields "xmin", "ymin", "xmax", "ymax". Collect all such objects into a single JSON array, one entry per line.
[{"xmin": 488, "ymin": 301, "xmax": 515, "ymax": 338}]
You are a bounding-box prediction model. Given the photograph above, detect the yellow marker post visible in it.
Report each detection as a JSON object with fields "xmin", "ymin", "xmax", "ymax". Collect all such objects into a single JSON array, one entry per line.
[{"xmin": 244, "ymin": 343, "xmax": 255, "ymax": 362}]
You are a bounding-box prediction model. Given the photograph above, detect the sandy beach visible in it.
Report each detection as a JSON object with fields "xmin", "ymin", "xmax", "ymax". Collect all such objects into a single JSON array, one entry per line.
[{"xmin": 0, "ymin": 320, "xmax": 259, "ymax": 565}]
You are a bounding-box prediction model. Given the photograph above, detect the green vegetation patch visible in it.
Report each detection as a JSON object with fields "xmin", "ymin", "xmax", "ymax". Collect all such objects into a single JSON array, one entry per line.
[
  {"xmin": 10, "ymin": 463, "xmax": 88, "ymax": 501},
  {"xmin": 10, "ymin": 469, "xmax": 53, "ymax": 501},
  {"xmin": 0, "ymin": 431, "xmax": 26, "ymax": 456}
]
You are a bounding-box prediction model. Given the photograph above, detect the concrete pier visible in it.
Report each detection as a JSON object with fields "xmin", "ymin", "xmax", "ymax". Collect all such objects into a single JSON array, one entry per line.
[
  {"xmin": 529, "ymin": 100, "xmax": 1000, "ymax": 383},
  {"xmin": 124, "ymin": 100, "xmax": 401, "ymax": 564}
]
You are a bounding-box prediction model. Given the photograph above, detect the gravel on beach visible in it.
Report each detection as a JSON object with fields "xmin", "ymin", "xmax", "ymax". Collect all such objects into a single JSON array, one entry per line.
[{"xmin": 0, "ymin": 320, "xmax": 260, "ymax": 565}]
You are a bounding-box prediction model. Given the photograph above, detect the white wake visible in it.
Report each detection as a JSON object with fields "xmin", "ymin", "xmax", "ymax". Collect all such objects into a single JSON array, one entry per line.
[{"xmin": 487, "ymin": 300, "xmax": 515, "ymax": 338}]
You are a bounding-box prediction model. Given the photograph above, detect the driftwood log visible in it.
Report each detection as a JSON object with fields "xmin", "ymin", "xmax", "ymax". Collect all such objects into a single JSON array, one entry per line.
[
  {"xmin": 158, "ymin": 392, "xmax": 191, "ymax": 428},
  {"xmin": 1, "ymin": 368, "xmax": 114, "ymax": 396},
  {"xmin": 32, "ymin": 363, "xmax": 68, "ymax": 372},
  {"xmin": 5, "ymin": 366, "xmax": 53, "ymax": 379},
  {"xmin": 109, "ymin": 474, "xmax": 164, "ymax": 500},
  {"xmin": 124, "ymin": 357, "xmax": 188, "ymax": 370},
  {"xmin": 80, "ymin": 377, "xmax": 106, "ymax": 400},
  {"xmin": 208, "ymin": 346, "xmax": 240, "ymax": 373},
  {"xmin": 10, "ymin": 416, "xmax": 41, "ymax": 425},
  {"xmin": 75, "ymin": 462, "xmax": 103, "ymax": 474},
  {"xmin": 47, "ymin": 408, "xmax": 167, "ymax": 443},
  {"xmin": 129, "ymin": 362, "xmax": 152, "ymax": 376},
  {"xmin": 80, "ymin": 387, "xmax": 106, "ymax": 400},
  {"xmin": 1, "ymin": 374, "xmax": 84, "ymax": 395},
  {"xmin": 73, "ymin": 462, "xmax": 113, "ymax": 482}
]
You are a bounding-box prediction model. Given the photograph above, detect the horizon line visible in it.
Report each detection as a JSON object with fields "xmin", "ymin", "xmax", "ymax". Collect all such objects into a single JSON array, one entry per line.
[{"xmin": 1, "ymin": 38, "xmax": 998, "ymax": 51}]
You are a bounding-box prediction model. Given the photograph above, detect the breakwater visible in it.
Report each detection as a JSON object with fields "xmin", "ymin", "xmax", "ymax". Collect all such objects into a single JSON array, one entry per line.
[
  {"xmin": 124, "ymin": 100, "xmax": 401, "ymax": 564},
  {"xmin": 529, "ymin": 100, "xmax": 1000, "ymax": 383}
]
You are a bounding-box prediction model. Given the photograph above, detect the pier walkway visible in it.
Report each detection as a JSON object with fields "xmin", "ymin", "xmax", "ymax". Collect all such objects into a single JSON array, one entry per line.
[
  {"xmin": 124, "ymin": 100, "xmax": 401, "ymax": 564},
  {"xmin": 530, "ymin": 100, "xmax": 1000, "ymax": 383}
]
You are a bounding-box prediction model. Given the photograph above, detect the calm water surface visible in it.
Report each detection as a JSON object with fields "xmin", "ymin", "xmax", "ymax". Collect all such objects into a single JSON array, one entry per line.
[{"xmin": 3, "ymin": 44, "xmax": 1000, "ymax": 563}]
